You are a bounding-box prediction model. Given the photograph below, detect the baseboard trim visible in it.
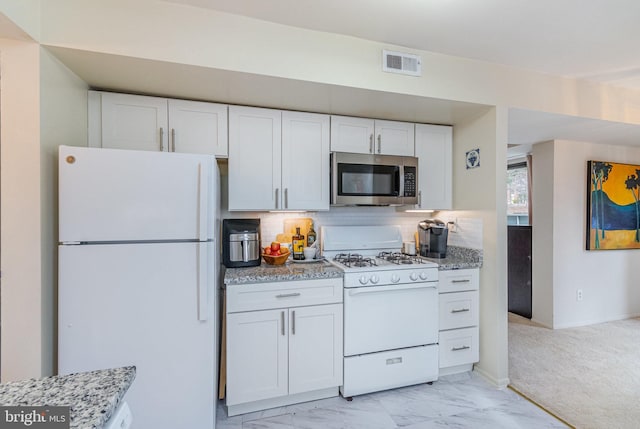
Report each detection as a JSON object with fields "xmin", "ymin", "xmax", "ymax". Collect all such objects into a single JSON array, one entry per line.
[
  {"xmin": 552, "ymin": 313, "xmax": 640, "ymax": 330},
  {"xmin": 473, "ymin": 365, "xmax": 509, "ymax": 388}
]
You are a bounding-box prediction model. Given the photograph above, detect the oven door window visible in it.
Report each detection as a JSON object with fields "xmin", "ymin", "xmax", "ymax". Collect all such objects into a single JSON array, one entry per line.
[{"xmin": 337, "ymin": 163, "xmax": 400, "ymax": 196}]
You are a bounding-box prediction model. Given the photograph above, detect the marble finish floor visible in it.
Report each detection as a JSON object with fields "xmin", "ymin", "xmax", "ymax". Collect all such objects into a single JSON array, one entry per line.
[{"xmin": 217, "ymin": 372, "xmax": 568, "ymax": 429}]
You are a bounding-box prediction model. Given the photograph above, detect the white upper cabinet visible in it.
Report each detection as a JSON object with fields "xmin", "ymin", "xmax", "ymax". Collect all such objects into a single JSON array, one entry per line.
[
  {"xmin": 98, "ymin": 92, "xmax": 169, "ymax": 152},
  {"xmin": 168, "ymin": 99, "xmax": 228, "ymax": 156},
  {"xmin": 281, "ymin": 111, "xmax": 330, "ymax": 211},
  {"xmin": 228, "ymin": 106, "xmax": 282, "ymax": 211},
  {"xmin": 330, "ymin": 115, "xmax": 414, "ymax": 156},
  {"xmin": 228, "ymin": 107, "xmax": 330, "ymax": 211},
  {"xmin": 89, "ymin": 91, "xmax": 228, "ymax": 157},
  {"xmin": 414, "ymin": 124, "xmax": 453, "ymax": 210}
]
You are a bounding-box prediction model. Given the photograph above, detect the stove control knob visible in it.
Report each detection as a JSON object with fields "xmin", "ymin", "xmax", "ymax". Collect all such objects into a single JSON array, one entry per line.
[
  {"xmin": 419, "ymin": 271, "xmax": 429, "ymax": 280},
  {"xmin": 359, "ymin": 275, "xmax": 368, "ymax": 285},
  {"xmin": 370, "ymin": 274, "xmax": 380, "ymax": 284},
  {"xmin": 391, "ymin": 274, "xmax": 400, "ymax": 283},
  {"xmin": 409, "ymin": 272, "xmax": 418, "ymax": 281}
]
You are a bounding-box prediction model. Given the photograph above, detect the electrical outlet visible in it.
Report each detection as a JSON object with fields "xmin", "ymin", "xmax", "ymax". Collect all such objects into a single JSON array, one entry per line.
[
  {"xmin": 576, "ymin": 289, "xmax": 583, "ymax": 301},
  {"xmin": 448, "ymin": 220, "xmax": 457, "ymax": 233}
]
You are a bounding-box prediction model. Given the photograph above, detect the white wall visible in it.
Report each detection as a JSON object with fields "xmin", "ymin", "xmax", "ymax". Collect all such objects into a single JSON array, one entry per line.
[
  {"xmin": 532, "ymin": 140, "xmax": 640, "ymax": 329},
  {"xmin": 531, "ymin": 141, "xmax": 555, "ymax": 327},
  {"xmin": 0, "ymin": 38, "xmax": 42, "ymax": 382},
  {"xmin": 39, "ymin": 47, "xmax": 88, "ymax": 375},
  {"xmin": 451, "ymin": 107, "xmax": 509, "ymax": 386},
  {"xmin": 36, "ymin": 0, "xmax": 640, "ymax": 126}
]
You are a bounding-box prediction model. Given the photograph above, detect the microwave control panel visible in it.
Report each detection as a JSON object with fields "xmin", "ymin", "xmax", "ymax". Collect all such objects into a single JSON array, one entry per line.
[{"xmin": 403, "ymin": 166, "xmax": 416, "ymax": 197}]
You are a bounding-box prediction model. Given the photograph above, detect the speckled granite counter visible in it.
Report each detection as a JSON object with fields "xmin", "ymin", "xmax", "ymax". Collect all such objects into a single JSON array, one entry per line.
[
  {"xmin": 224, "ymin": 259, "xmax": 343, "ymax": 285},
  {"xmin": 0, "ymin": 366, "xmax": 135, "ymax": 429},
  {"xmin": 423, "ymin": 246, "xmax": 483, "ymax": 270}
]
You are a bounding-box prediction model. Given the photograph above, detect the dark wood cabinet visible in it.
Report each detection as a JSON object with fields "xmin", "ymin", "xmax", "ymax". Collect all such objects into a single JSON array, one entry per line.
[{"xmin": 508, "ymin": 226, "xmax": 532, "ymax": 318}]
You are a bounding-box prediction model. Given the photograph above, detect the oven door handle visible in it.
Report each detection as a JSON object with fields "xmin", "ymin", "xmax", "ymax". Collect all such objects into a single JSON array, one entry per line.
[{"xmin": 347, "ymin": 283, "xmax": 436, "ymax": 295}]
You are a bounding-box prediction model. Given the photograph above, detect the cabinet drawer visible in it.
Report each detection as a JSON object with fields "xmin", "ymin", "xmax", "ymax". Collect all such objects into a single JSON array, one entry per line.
[
  {"xmin": 439, "ymin": 327, "xmax": 479, "ymax": 368},
  {"xmin": 342, "ymin": 345, "xmax": 438, "ymax": 397},
  {"xmin": 439, "ymin": 290, "xmax": 479, "ymax": 330},
  {"xmin": 226, "ymin": 278, "xmax": 343, "ymax": 313},
  {"xmin": 439, "ymin": 269, "xmax": 479, "ymax": 293}
]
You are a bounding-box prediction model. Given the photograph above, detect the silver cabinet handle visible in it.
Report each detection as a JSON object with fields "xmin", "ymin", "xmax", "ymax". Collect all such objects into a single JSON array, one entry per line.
[
  {"xmin": 171, "ymin": 128, "xmax": 176, "ymax": 152},
  {"xmin": 281, "ymin": 311, "xmax": 285, "ymax": 336},
  {"xmin": 275, "ymin": 188, "xmax": 279, "ymax": 209},
  {"xmin": 369, "ymin": 134, "xmax": 374, "ymax": 153},
  {"xmin": 159, "ymin": 127, "xmax": 164, "ymax": 151},
  {"xmin": 276, "ymin": 292, "xmax": 301, "ymax": 298},
  {"xmin": 451, "ymin": 308, "xmax": 470, "ymax": 313},
  {"xmin": 452, "ymin": 279, "xmax": 470, "ymax": 283},
  {"xmin": 284, "ymin": 188, "xmax": 288, "ymax": 209},
  {"xmin": 452, "ymin": 345, "xmax": 471, "ymax": 351},
  {"xmin": 291, "ymin": 310, "xmax": 296, "ymax": 335},
  {"xmin": 418, "ymin": 190, "xmax": 422, "ymax": 207},
  {"xmin": 377, "ymin": 134, "xmax": 381, "ymax": 153}
]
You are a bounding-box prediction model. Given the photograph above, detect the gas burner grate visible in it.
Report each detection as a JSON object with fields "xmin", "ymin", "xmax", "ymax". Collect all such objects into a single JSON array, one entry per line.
[
  {"xmin": 333, "ymin": 253, "xmax": 377, "ymax": 268},
  {"xmin": 377, "ymin": 251, "xmax": 428, "ymax": 265}
]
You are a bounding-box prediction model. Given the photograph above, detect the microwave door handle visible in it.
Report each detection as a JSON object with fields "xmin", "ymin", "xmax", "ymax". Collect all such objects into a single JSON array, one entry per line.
[
  {"xmin": 399, "ymin": 166, "xmax": 405, "ymax": 197},
  {"xmin": 331, "ymin": 153, "xmax": 338, "ymax": 204}
]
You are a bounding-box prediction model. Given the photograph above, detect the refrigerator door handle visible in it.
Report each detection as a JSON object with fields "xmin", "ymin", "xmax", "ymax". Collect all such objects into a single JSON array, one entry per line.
[
  {"xmin": 198, "ymin": 162, "xmax": 209, "ymax": 241},
  {"xmin": 197, "ymin": 242, "xmax": 209, "ymax": 321}
]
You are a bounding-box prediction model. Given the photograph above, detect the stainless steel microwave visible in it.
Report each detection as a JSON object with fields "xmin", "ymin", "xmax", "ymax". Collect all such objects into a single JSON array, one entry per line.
[{"xmin": 331, "ymin": 152, "xmax": 418, "ymax": 206}]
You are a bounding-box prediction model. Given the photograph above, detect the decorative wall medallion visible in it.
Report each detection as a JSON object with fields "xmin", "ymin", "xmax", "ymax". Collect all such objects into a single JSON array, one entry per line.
[{"xmin": 466, "ymin": 148, "xmax": 480, "ymax": 169}]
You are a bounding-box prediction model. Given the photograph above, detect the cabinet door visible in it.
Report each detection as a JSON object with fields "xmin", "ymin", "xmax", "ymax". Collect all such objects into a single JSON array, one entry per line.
[
  {"xmin": 289, "ymin": 304, "xmax": 343, "ymax": 394},
  {"xmin": 282, "ymin": 111, "xmax": 330, "ymax": 211},
  {"xmin": 415, "ymin": 124, "xmax": 452, "ymax": 210},
  {"xmin": 168, "ymin": 100, "xmax": 228, "ymax": 157},
  {"xmin": 374, "ymin": 120, "xmax": 415, "ymax": 156},
  {"xmin": 228, "ymin": 106, "xmax": 282, "ymax": 210},
  {"xmin": 330, "ymin": 115, "xmax": 375, "ymax": 154},
  {"xmin": 226, "ymin": 309, "xmax": 288, "ymax": 405},
  {"xmin": 101, "ymin": 93, "xmax": 169, "ymax": 152}
]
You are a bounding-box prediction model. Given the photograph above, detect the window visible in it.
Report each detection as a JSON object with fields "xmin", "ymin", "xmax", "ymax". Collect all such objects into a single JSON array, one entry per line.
[{"xmin": 507, "ymin": 162, "xmax": 529, "ymax": 225}]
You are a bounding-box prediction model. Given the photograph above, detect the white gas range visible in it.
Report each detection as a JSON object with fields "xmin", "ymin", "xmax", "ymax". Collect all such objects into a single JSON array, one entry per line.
[{"xmin": 321, "ymin": 226, "xmax": 440, "ymax": 398}]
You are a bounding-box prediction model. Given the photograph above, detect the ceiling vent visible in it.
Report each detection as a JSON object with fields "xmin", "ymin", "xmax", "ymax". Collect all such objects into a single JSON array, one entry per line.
[{"xmin": 382, "ymin": 50, "xmax": 422, "ymax": 77}]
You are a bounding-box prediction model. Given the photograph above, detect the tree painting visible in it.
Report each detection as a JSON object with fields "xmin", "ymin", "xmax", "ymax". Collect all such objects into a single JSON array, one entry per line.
[
  {"xmin": 590, "ymin": 162, "xmax": 613, "ymax": 249},
  {"xmin": 587, "ymin": 161, "xmax": 640, "ymax": 250},
  {"xmin": 624, "ymin": 170, "xmax": 640, "ymax": 242}
]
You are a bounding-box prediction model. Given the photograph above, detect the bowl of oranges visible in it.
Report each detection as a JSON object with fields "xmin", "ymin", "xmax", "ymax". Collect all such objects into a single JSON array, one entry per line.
[{"xmin": 262, "ymin": 242, "xmax": 290, "ymax": 265}]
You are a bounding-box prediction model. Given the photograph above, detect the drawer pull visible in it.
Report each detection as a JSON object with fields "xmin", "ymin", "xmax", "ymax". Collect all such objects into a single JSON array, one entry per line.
[
  {"xmin": 452, "ymin": 279, "xmax": 470, "ymax": 283},
  {"xmin": 451, "ymin": 345, "xmax": 471, "ymax": 351},
  {"xmin": 275, "ymin": 292, "xmax": 301, "ymax": 298},
  {"xmin": 451, "ymin": 308, "xmax": 470, "ymax": 313},
  {"xmin": 386, "ymin": 357, "xmax": 403, "ymax": 365}
]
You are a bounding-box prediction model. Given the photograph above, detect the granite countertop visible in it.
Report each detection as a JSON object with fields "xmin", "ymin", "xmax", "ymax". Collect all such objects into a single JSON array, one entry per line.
[
  {"xmin": 423, "ymin": 246, "xmax": 483, "ymax": 270},
  {"xmin": 0, "ymin": 366, "xmax": 135, "ymax": 429},
  {"xmin": 224, "ymin": 259, "xmax": 343, "ymax": 285}
]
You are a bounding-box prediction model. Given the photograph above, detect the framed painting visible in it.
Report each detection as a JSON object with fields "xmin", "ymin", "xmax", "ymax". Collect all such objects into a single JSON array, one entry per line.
[{"xmin": 586, "ymin": 160, "xmax": 640, "ymax": 250}]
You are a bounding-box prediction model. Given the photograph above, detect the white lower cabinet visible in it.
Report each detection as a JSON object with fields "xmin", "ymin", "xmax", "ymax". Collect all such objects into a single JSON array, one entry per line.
[
  {"xmin": 225, "ymin": 278, "xmax": 343, "ymax": 416},
  {"xmin": 438, "ymin": 269, "xmax": 480, "ymax": 376}
]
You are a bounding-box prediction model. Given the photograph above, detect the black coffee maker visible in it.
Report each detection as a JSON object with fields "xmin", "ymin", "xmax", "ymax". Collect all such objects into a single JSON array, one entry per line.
[{"xmin": 418, "ymin": 219, "xmax": 448, "ymax": 258}]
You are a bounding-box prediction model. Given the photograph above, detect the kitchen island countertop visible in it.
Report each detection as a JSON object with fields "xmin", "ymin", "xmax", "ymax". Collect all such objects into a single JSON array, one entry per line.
[
  {"xmin": 423, "ymin": 245, "xmax": 483, "ymax": 270},
  {"xmin": 224, "ymin": 259, "xmax": 343, "ymax": 285},
  {"xmin": 0, "ymin": 366, "xmax": 135, "ymax": 429}
]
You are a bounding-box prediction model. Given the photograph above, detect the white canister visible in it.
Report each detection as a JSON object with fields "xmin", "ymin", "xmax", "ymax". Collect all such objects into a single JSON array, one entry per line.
[{"xmin": 403, "ymin": 241, "xmax": 416, "ymax": 255}]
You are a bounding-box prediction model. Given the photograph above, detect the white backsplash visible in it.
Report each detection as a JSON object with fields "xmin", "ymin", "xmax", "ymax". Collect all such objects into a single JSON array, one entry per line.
[{"xmin": 221, "ymin": 207, "xmax": 483, "ymax": 251}]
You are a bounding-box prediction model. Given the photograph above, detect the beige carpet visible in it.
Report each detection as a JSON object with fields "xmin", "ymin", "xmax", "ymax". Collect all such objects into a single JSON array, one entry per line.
[{"xmin": 508, "ymin": 313, "xmax": 640, "ymax": 429}]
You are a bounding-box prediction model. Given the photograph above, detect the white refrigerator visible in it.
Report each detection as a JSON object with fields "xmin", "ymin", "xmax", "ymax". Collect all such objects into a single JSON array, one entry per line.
[{"xmin": 58, "ymin": 145, "xmax": 219, "ymax": 429}]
